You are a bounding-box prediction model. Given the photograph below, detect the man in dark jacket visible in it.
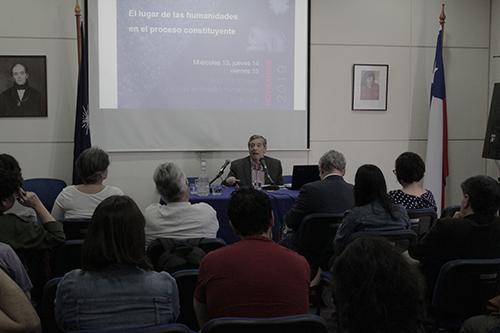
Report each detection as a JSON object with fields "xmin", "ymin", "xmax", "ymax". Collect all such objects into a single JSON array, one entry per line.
[
  {"xmin": 225, "ymin": 134, "xmax": 283, "ymax": 188},
  {"xmin": 409, "ymin": 175, "xmax": 500, "ymax": 292}
]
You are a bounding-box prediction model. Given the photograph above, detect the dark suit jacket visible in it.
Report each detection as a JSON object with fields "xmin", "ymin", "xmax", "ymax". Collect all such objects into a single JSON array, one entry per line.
[
  {"xmin": 225, "ymin": 156, "xmax": 283, "ymax": 188},
  {"xmin": 0, "ymin": 86, "xmax": 44, "ymax": 117},
  {"xmin": 284, "ymin": 175, "xmax": 354, "ymax": 231},
  {"xmin": 409, "ymin": 214, "xmax": 500, "ymax": 291}
]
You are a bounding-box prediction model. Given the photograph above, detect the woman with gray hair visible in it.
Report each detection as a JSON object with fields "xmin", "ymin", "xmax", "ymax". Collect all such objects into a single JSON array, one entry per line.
[
  {"xmin": 51, "ymin": 147, "xmax": 123, "ymax": 220},
  {"xmin": 144, "ymin": 162, "xmax": 219, "ymax": 247}
]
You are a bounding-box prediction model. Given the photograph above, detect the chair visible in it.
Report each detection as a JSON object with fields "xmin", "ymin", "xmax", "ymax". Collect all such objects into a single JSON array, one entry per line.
[
  {"xmin": 294, "ymin": 213, "xmax": 344, "ymax": 274},
  {"xmin": 68, "ymin": 323, "xmax": 194, "ymax": 333},
  {"xmin": 200, "ymin": 314, "xmax": 328, "ymax": 333},
  {"xmin": 50, "ymin": 239, "xmax": 83, "ymax": 278},
  {"xmin": 198, "ymin": 238, "xmax": 226, "ymax": 253},
  {"xmin": 40, "ymin": 277, "xmax": 63, "ymax": 333},
  {"xmin": 406, "ymin": 208, "xmax": 437, "ymax": 236},
  {"xmin": 23, "ymin": 178, "xmax": 67, "ymax": 211},
  {"xmin": 350, "ymin": 229, "xmax": 417, "ymax": 253},
  {"xmin": 63, "ymin": 219, "xmax": 91, "ymax": 240},
  {"xmin": 431, "ymin": 258, "xmax": 500, "ymax": 331},
  {"xmin": 282, "ymin": 175, "xmax": 292, "ymax": 184},
  {"xmin": 441, "ymin": 204, "xmax": 461, "ymax": 218},
  {"xmin": 172, "ymin": 269, "xmax": 200, "ymax": 331}
]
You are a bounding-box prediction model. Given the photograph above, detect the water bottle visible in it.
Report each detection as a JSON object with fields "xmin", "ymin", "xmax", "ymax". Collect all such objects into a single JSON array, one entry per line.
[{"xmin": 197, "ymin": 160, "xmax": 210, "ymax": 196}]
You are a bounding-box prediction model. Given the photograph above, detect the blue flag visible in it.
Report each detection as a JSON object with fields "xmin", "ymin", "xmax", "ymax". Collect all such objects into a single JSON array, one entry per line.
[{"xmin": 72, "ymin": 22, "xmax": 91, "ymax": 184}]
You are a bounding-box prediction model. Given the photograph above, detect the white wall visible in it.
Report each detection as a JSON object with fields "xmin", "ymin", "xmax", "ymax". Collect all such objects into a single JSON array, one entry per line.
[{"xmin": 0, "ymin": 0, "xmax": 493, "ymax": 210}]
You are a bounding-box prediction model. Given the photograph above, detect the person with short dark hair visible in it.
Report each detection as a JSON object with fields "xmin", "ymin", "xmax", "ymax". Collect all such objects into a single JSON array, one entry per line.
[
  {"xmin": 409, "ymin": 175, "xmax": 500, "ymax": 291},
  {"xmin": 55, "ymin": 195, "xmax": 179, "ymax": 331},
  {"xmin": 0, "ymin": 154, "xmax": 64, "ymax": 250},
  {"xmin": 51, "ymin": 147, "xmax": 123, "ymax": 220},
  {"xmin": 334, "ymin": 164, "xmax": 409, "ymax": 255},
  {"xmin": 193, "ymin": 188, "xmax": 310, "ymax": 326},
  {"xmin": 0, "ymin": 153, "xmax": 36, "ymax": 223},
  {"xmin": 389, "ymin": 152, "xmax": 437, "ymax": 210},
  {"xmin": 0, "ymin": 63, "xmax": 43, "ymax": 117},
  {"xmin": 0, "ymin": 154, "xmax": 65, "ymax": 304},
  {"xmin": 333, "ymin": 237, "xmax": 425, "ymax": 333},
  {"xmin": 144, "ymin": 162, "xmax": 219, "ymax": 247},
  {"xmin": 224, "ymin": 134, "xmax": 283, "ymax": 188}
]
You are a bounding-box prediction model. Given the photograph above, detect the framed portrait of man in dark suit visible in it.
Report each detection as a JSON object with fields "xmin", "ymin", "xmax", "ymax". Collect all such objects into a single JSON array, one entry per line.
[{"xmin": 0, "ymin": 55, "xmax": 47, "ymax": 117}]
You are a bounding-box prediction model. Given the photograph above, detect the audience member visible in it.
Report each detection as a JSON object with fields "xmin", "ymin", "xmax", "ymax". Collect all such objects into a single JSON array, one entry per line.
[
  {"xmin": 225, "ymin": 134, "xmax": 283, "ymax": 188},
  {"xmin": 0, "ymin": 242, "xmax": 32, "ymax": 298},
  {"xmin": 56, "ymin": 195, "xmax": 179, "ymax": 331},
  {"xmin": 0, "ymin": 154, "xmax": 65, "ymax": 304},
  {"xmin": 409, "ymin": 175, "xmax": 500, "ymax": 291},
  {"xmin": 0, "ymin": 268, "xmax": 40, "ymax": 333},
  {"xmin": 51, "ymin": 147, "xmax": 123, "ymax": 220},
  {"xmin": 334, "ymin": 164, "xmax": 409, "ymax": 254},
  {"xmin": 0, "ymin": 155, "xmax": 65, "ymax": 250},
  {"xmin": 284, "ymin": 149, "xmax": 354, "ymax": 232},
  {"xmin": 333, "ymin": 237, "xmax": 425, "ymax": 333},
  {"xmin": 194, "ymin": 188, "xmax": 309, "ymax": 326},
  {"xmin": 389, "ymin": 152, "xmax": 437, "ymax": 210},
  {"xmin": 144, "ymin": 162, "xmax": 219, "ymax": 247},
  {"xmin": 0, "ymin": 153, "xmax": 36, "ymax": 223}
]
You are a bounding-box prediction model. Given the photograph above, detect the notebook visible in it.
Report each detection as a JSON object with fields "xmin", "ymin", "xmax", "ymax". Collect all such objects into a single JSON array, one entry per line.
[{"xmin": 287, "ymin": 165, "xmax": 320, "ymax": 190}]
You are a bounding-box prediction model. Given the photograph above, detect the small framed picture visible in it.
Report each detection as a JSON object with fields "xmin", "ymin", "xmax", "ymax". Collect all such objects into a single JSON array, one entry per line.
[
  {"xmin": 0, "ymin": 55, "xmax": 47, "ymax": 117},
  {"xmin": 352, "ymin": 64, "xmax": 388, "ymax": 111}
]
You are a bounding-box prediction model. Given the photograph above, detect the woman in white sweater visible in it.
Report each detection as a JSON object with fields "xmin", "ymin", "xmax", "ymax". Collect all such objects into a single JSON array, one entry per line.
[{"xmin": 52, "ymin": 147, "xmax": 123, "ymax": 220}]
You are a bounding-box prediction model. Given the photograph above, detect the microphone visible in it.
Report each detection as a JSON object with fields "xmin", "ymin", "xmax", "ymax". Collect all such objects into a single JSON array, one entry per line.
[
  {"xmin": 260, "ymin": 158, "xmax": 275, "ymax": 185},
  {"xmin": 210, "ymin": 160, "xmax": 231, "ymax": 185}
]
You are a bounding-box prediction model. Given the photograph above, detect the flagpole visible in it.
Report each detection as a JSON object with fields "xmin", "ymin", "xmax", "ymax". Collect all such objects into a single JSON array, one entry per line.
[
  {"xmin": 75, "ymin": 0, "xmax": 82, "ymax": 66},
  {"xmin": 440, "ymin": 4, "xmax": 446, "ymax": 43}
]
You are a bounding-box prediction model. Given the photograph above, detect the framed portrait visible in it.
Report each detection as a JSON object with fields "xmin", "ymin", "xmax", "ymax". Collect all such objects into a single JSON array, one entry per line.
[
  {"xmin": 0, "ymin": 55, "xmax": 47, "ymax": 117},
  {"xmin": 352, "ymin": 64, "xmax": 388, "ymax": 111}
]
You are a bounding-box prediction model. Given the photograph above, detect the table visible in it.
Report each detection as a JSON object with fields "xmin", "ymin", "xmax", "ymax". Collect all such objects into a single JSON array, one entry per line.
[{"xmin": 190, "ymin": 186, "xmax": 299, "ymax": 244}]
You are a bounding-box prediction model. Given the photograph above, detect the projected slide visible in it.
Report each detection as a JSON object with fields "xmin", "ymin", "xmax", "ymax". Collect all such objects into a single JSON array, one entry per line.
[
  {"xmin": 89, "ymin": 0, "xmax": 308, "ymax": 151},
  {"xmin": 101, "ymin": 0, "xmax": 296, "ymax": 111}
]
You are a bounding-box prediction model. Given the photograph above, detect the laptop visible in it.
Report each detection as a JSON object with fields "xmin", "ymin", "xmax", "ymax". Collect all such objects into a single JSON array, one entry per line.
[{"xmin": 286, "ymin": 165, "xmax": 320, "ymax": 190}]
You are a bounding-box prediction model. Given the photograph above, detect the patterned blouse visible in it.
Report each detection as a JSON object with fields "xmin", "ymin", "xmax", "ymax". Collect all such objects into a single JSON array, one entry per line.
[{"xmin": 388, "ymin": 189, "xmax": 437, "ymax": 211}]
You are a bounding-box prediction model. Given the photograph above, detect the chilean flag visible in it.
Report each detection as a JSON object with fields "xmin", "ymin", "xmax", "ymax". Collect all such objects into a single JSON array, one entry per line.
[{"xmin": 424, "ymin": 26, "xmax": 448, "ymax": 212}]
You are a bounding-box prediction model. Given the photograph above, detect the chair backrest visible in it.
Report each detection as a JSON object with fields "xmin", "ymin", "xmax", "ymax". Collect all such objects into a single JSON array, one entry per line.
[
  {"xmin": 51, "ymin": 240, "xmax": 84, "ymax": 278},
  {"xmin": 198, "ymin": 238, "xmax": 226, "ymax": 253},
  {"xmin": 406, "ymin": 208, "xmax": 437, "ymax": 236},
  {"xmin": 432, "ymin": 258, "xmax": 500, "ymax": 321},
  {"xmin": 40, "ymin": 276, "xmax": 63, "ymax": 333},
  {"xmin": 200, "ymin": 314, "xmax": 328, "ymax": 333},
  {"xmin": 23, "ymin": 178, "xmax": 67, "ymax": 211},
  {"xmin": 441, "ymin": 205, "xmax": 461, "ymax": 218},
  {"xmin": 350, "ymin": 229, "xmax": 417, "ymax": 253},
  {"xmin": 63, "ymin": 219, "xmax": 91, "ymax": 240},
  {"xmin": 295, "ymin": 213, "xmax": 344, "ymax": 273},
  {"xmin": 68, "ymin": 323, "xmax": 194, "ymax": 333},
  {"xmin": 171, "ymin": 269, "xmax": 200, "ymax": 331}
]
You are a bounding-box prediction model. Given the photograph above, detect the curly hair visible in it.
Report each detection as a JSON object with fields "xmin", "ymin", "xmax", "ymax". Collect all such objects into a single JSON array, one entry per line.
[
  {"xmin": 0, "ymin": 154, "xmax": 23, "ymax": 202},
  {"xmin": 333, "ymin": 237, "xmax": 425, "ymax": 333}
]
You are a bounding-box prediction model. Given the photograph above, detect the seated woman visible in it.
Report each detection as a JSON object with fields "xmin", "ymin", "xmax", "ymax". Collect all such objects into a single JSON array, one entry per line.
[
  {"xmin": 334, "ymin": 164, "xmax": 409, "ymax": 254},
  {"xmin": 389, "ymin": 152, "xmax": 437, "ymax": 210},
  {"xmin": 333, "ymin": 237, "xmax": 425, "ymax": 333},
  {"xmin": 51, "ymin": 147, "xmax": 123, "ymax": 220},
  {"xmin": 55, "ymin": 195, "xmax": 179, "ymax": 331},
  {"xmin": 144, "ymin": 162, "xmax": 219, "ymax": 247}
]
